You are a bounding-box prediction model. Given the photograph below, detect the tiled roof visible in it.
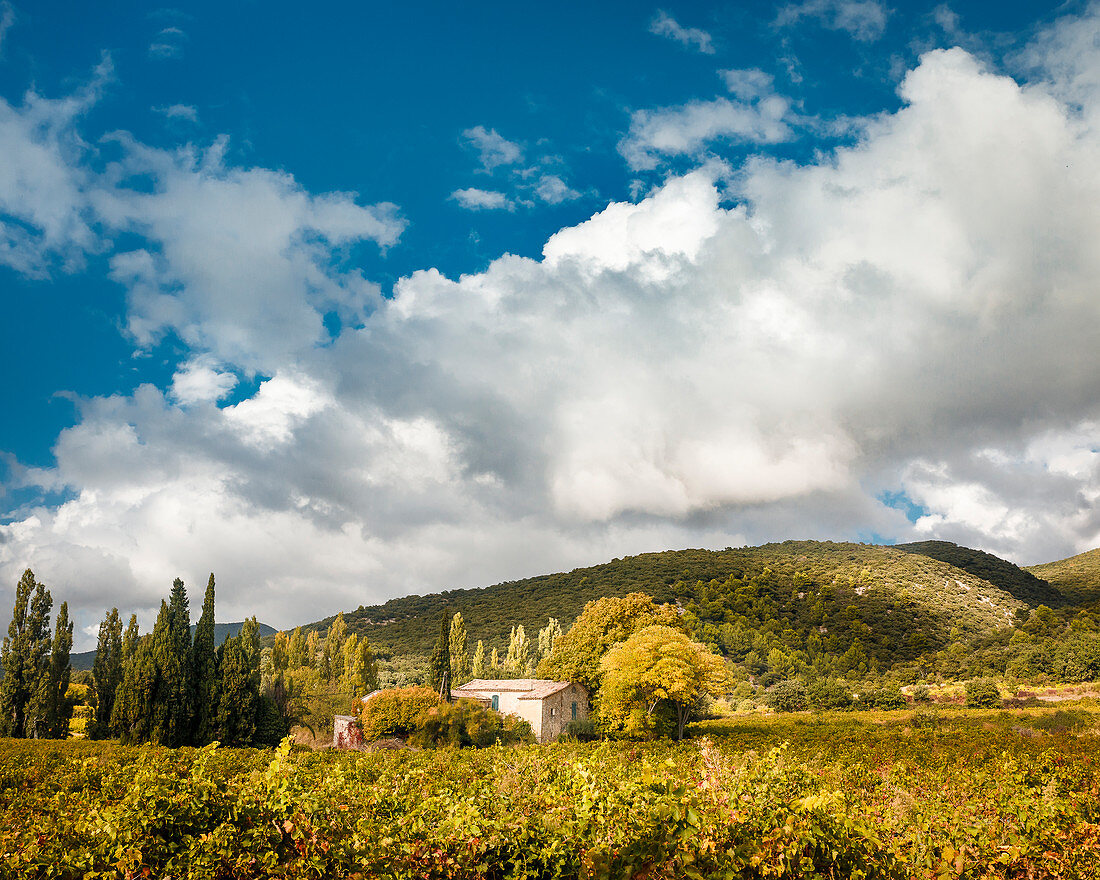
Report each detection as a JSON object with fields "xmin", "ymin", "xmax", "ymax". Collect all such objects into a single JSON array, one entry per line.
[
  {"xmin": 453, "ymin": 678, "xmax": 576, "ymax": 700},
  {"xmin": 517, "ymin": 681, "xmax": 573, "ymax": 700}
]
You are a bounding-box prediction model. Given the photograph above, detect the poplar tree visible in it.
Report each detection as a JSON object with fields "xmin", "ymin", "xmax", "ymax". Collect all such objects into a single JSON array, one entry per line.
[
  {"xmin": 0, "ymin": 569, "xmax": 37, "ymax": 737},
  {"xmin": 304, "ymin": 630, "xmax": 320, "ymax": 668},
  {"xmin": 190, "ymin": 574, "xmax": 218, "ymax": 745},
  {"xmin": 323, "ymin": 614, "xmax": 348, "ymax": 683},
  {"xmin": 449, "ymin": 613, "xmax": 469, "ymax": 684},
  {"xmin": 287, "ymin": 627, "xmax": 307, "ymax": 669},
  {"xmin": 537, "ymin": 618, "xmax": 563, "ymax": 665},
  {"xmin": 38, "ymin": 601, "xmax": 73, "ymax": 738},
  {"xmin": 471, "ymin": 640, "xmax": 486, "ymax": 678},
  {"xmin": 505, "ymin": 625, "xmax": 531, "ymax": 676},
  {"xmin": 429, "ymin": 612, "xmax": 451, "ymax": 700},
  {"xmin": 90, "ymin": 609, "xmax": 123, "ymax": 738}
]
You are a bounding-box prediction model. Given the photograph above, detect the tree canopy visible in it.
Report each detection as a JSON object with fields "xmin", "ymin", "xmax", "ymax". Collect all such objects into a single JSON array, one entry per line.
[
  {"xmin": 537, "ymin": 592, "xmax": 680, "ymax": 699},
  {"xmin": 600, "ymin": 624, "xmax": 729, "ymax": 740}
]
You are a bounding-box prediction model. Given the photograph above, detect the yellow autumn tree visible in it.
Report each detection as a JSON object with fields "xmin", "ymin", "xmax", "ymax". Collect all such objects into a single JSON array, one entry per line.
[{"xmin": 600, "ymin": 624, "xmax": 730, "ymax": 740}]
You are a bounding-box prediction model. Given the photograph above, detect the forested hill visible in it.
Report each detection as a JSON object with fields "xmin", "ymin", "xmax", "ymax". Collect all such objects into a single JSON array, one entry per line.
[
  {"xmin": 1027, "ymin": 547, "xmax": 1100, "ymax": 604},
  {"xmin": 894, "ymin": 541, "xmax": 1063, "ymax": 607},
  {"xmin": 300, "ymin": 541, "xmax": 1060, "ymax": 661}
]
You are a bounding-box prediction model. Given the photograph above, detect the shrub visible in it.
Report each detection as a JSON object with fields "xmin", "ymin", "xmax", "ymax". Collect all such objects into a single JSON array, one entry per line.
[
  {"xmin": 856, "ymin": 687, "xmax": 907, "ymax": 711},
  {"xmin": 254, "ymin": 695, "xmax": 289, "ymax": 746},
  {"xmin": 766, "ymin": 680, "xmax": 808, "ymax": 712},
  {"xmin": 410, "ymin": 699, "xmax": 534, "ymax": 748},
  {"xmin": 965, "ymin": 678, "xmax": 1003, "ymax": 709},
  {"xmin": 911, "ymin": 683, "xmax": 932, "ymax": 704},
  {"xmin": 909, "ymin": 707, "xmax": 941, "ymax": 730},
  {"xmin": 808, "ymin": 679, "xmax": 853, "ymax": 710},
  {"xmin": 359, "ymin": 686, "xmax": 440, "ymax": 739},
  {"xmin": 1030, "ymin": 709, "xmax": 1093, "ymax": 734},
  {"xmin": 560, "ymin": 718, "xmax": 597, "ymax": 742}
]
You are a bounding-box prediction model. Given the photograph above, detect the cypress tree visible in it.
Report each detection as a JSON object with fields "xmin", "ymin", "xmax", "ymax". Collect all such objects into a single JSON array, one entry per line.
[
  {"xmin": 429, "ymin": 612, "xmax": 451, "ymax": 701},
  {"xmin": 190, "ymin": 574, "xmax": 217, "ymax": 745},
  {"xmin": 113, "ymin": 604, "xmax": 166, "ymax": 744},
  {"xmin": 154, "ymin": 578, "xmax": 193, "ymax": 747},
  {"xmin": 90, "ymin": 609, "xmax": 123, "ymax": 739},
  {"xmin": 0, "ymin": 569, "xmax": 35, "ymax": 736},
  {"xmin": 39, "ymin": 601, "xmax": 73, "ymax": 738},
  {"xmin": 215, "ymin": 617, "xmax": 261, "ymax": 746}
]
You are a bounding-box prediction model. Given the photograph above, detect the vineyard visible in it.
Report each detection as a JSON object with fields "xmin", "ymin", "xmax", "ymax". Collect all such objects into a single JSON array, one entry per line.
[{"xmin": 4, "ymin": 708, "xmax": 1100, "ymax": 879}]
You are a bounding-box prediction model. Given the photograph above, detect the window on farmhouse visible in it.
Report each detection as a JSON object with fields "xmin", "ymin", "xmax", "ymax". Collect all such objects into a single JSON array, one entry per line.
[
  {"xmin": 491, "ymin": 694, "xmax": 499, "ymax": 711},
  {"xmin": 571, "ymin": 702, "xmax": 577, "ymax": 720},
  {"xmin": 550, "ymin": 707, "xmax": 557, "ymax": 716}
]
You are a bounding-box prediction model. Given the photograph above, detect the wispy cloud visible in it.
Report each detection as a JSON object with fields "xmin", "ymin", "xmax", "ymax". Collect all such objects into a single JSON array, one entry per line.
[
  {"xmin": 775, "ymin": 0, "xmax": 888, "ymax": 42},
  {"xmin": 461, "ymin": 125, "xmax": 523, "ymax": 171},
  {"xmin": 720, "ymin": 68, "xmax": 776, "ymax": 101},
  {"xmin": 535, "ymin": 174, "xmax": 581, "ymax": 205},
  {"xmin": 148, "ymin": 25, "xmax": 187, "ymax": 60},
  {"xmin": 649, "ymin": 10, "xmax": 715, "ymax": 54},
  {"xmin": 0, "ymin": 2, "xmax": 15, "ymax": 55},
  {"xmin": 619, "ymin": 95, "xmax": 793, "ymax": 170},
  {"xmin": 153, "ymin": 103, "xmax": 199, "ymax": 123},
  {"xmin": 450, "ymin": 187, "xmax": 513, "ymax": 211}
]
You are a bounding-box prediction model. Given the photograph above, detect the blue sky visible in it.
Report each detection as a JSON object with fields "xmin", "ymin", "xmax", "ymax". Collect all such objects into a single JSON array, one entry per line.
[{"xmin": 1, "ymin": 0, "xmax": 1097, "ymax": 646}]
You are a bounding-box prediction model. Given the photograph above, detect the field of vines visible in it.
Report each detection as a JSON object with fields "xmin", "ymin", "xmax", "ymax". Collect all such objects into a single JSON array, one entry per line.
[{"xmin": 4, "ymin": 707, "xmax": 1100, "ymax": 879}]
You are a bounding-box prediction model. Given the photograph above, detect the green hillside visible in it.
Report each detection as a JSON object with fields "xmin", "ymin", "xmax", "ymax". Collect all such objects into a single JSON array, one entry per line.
[
  {"xmin": 1027, "ymin": 547, "xmax": 1100, "ymax": 604},
  {"xmin": 302, "ymin": 541, "xmax": 1052, "ymax": 671},
  {"xmin": 894, "ymin": 540, "xmax": 1063, "ymax": 607}
]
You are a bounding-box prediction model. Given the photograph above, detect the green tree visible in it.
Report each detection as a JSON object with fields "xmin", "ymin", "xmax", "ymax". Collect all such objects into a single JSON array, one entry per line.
[
  {"xmin": 323, "ymin": 614, "xmax": 348, "ymax": 683},
  {"xmin": 3, "ymin": 570, "xmax": 54, "ymax": 738},
  {"xmin": 304, "ymin": 630, "xmax": 320, "ymax": 668},
  {"xmin": 342, "ymin": 633, "xmax": 378, "ymax": 697},
  {"xmin": 90, "ymin": 608, "xmax": 123, "ymax": 739},
  {"xmin": 600, "ymin": 625, "xmax": 730, "ymax": 740},
  {"xmin": 287, "ymin": 627, "xmax": 308, "ymax": 669},
  {"xmin": 112, "ymin": 610, "xmax": 162, "ymax": 744},
  {"xmin": 965, "ymin": 678, "xmax": 1002, "ymax": 708},
  {"xmin": 272, "ymin": 630, "xmax": 290, "ymax": 671},
  {"xmin": 1, "ymin": 569, "xmax": 43, "ymax": 737},
  {"xmin": 190, "ymin": 574, "xmax": 218, "ymax": 745},
  {"xmin": 537, "ymin": 618, "xmax": 563, "ymax": 664},
  {"xmin": 215, "ymin": 617, "xmax": 261, "ymax": 746},
  {"xmin": 505, "ymin": 625, "xmax": 531, "ymax": 675},
  {"xmin": 449, "ymin": 613, "xmax": 469, "ymax": 684},
  {"xmin": 429, "ymin": 612, "xmax": 451, "ymax": 700},
  {"xmin": 471, "ymin": 640, "xmax": 486, "ymax": 678},
  {"xmin": 153, "ymin": 578, "xmax": 193, "ymax": 747},
  {"xmin": 539, "ymin": 592, "xmax": 680, "ymax": 701},
  {"xmin": 121, "ymin": 614, "xmax": 139, "ymax": 662},
  {"xmin": 37, "ymin": 601, "xmax": 73, "ymax": 738}
]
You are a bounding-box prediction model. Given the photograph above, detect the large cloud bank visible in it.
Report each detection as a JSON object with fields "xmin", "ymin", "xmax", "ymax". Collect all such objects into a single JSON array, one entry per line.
[{"xmin": 6, "ymin": 10, "xmax": 1100, "ymax": 642}]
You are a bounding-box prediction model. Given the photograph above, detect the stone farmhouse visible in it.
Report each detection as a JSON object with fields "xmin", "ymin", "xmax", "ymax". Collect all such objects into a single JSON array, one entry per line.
[{"xmin": 452, "ymin": 679, "xmax": 589, "ymax": 743}]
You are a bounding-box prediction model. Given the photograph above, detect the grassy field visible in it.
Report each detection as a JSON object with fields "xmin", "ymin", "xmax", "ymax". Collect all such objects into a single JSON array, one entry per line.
[{"xmin": 3, "ymin": 706, "xmax": 1100, "ymax": 879}]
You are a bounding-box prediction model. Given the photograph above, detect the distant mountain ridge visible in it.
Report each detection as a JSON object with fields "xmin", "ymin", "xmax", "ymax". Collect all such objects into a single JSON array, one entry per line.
[{"xmin": 71, "ymin": 620, "xmax": 276, "ymax": 671}]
